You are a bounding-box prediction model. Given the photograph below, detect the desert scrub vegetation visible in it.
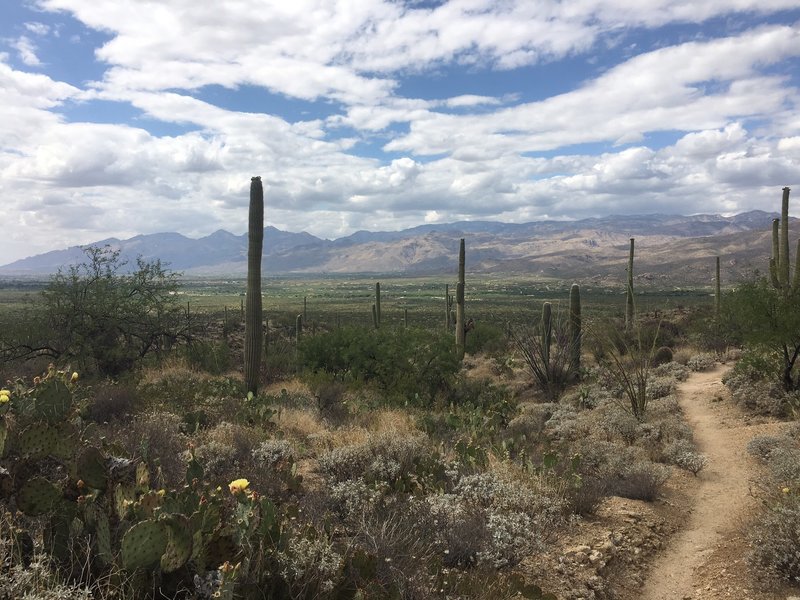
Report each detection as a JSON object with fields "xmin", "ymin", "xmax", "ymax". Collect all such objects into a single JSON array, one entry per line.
[
  {"xmin": 747, "ymin": 425, "xmax": 800, "ymax": 583},
  {"xmin": 0, "ymin": 322, "xmax": 705, "ymax": 599}
]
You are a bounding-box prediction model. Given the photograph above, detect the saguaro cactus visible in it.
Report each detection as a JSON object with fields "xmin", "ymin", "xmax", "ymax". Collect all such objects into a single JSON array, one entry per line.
[
  {"xmin": 625, "ymin": 237, "xmax": 635, "ymax": 330},
  {"xmin": 244, "ymin": 176, "xmax": 264, "ymax": 395},
  {"xmin": 769, "ymin": 187, "xmax": 799, "ymax": 295},
  {"xmin": 375, "ymin": 282, "xmax": 381, "ymax": 328},
  {"xmin": 455, "ymin": 238, "xmax": 466, "ymax": 359},
  {"xmin": 295, "ymin": 314, "xmax": 303, "ymax": 344},
  {"xmin": 715, "ymin": 256, "xmax": 721, "ymax": 317},
  {"xmin": 569, "ymin": 284, "xmax": 581, "ymax": 378}
]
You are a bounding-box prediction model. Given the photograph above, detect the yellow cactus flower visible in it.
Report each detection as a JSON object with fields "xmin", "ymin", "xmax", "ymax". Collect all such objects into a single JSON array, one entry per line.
[
  {"xmin": 229, "ymin": 478, "xmax": 250, "ymax": 494},
  {"xmin": 0, "ymin": 389, "xmax": 9, "ymax": 397},
  {"xmin": 783, "ymin": 487, "xmax": 791, "ymax": 494},
  {"xmin": 71, "ymin": 372, "xmax": 79, "ymax": 383},
  {"xmin": 0, "ymin": 394, "xmax": 8, "ymax": 404}
]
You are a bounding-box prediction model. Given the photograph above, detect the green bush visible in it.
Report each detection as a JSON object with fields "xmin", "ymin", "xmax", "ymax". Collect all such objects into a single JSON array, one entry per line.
[
  {"xmin": 299, "ymin": 326, "xmax": 460, "ymax": 405},
  {"xmin": 465, "ymin": 322, "xmax": 507, "ymax": 355}
]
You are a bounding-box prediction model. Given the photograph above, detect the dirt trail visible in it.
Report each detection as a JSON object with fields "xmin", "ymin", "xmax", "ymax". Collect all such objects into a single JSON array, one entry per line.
[{"xmin": 639, "ymin": 364, "xmax": 792, "ymax": 600}]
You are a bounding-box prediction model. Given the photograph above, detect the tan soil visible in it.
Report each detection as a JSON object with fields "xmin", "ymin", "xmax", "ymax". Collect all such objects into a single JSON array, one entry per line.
[{"xmin": 637, "ymin": 364, "xmax": 797, "ymax": 600}]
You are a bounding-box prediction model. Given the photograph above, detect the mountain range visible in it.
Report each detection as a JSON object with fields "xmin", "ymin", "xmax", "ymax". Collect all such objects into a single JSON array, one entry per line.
[{"xmin": 0, "ymin": 211, "xmax": 792, "ymax": 286}]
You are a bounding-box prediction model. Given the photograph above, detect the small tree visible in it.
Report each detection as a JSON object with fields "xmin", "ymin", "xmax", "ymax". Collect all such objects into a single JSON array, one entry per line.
[
  {"xmin": 725, "ymin": 278, "xmax": 800, "ymax": 391},
  {"xmin": 40, "ymin": 245, "xmax": 183, "ymax": 375}
]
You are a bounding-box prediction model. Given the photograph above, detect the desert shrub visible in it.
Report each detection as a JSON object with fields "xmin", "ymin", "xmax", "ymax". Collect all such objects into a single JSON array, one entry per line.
[
  {"xmin": 183, "ymin": 339, "xmax": 231, "ymax": 374},
  {"xmin": 652, "ymin": 361, "xmax": 690, "ymax": 381},
  {"xmin": 596, "ymin": 407, "xmax": 640, "ymax": 445},
  {"xmin": 265, "ymin": 336, "xmax": 297, "ymax": 381},
  {"xmin": 747, "ymin": 434, "xmax": 793, "ymax": 461},
  {"xmin": 329, "ymin": 478, "xmax": 384, "ymax": 521},
  {"xmin": 608, "ymin": 461, "xmax": 670, "ymax": 501},
  {"xmin": 565, "ymin": 476, "xmax": 608, "ymax": 515},
  {"xmin": 725, "ymin": 371, "xmax": 788, "ymax": 417},
  {"xmin": 85, "ymin": 380, "xmax": 139, "ymax": 422},
  {"xmin": 747, "ymin": 426, "xmax": 800, "ymax": 583},
  {"xmin": 318, "ymin": 432, "xmax": 444, "ymax": 492},
  {"xmin": 465, "ymin": 322, "xmax": 507, "ymax": 355},
  {"xmin": 300, "ymin": 327, "xmax": 460, "ymax": 405},
  {"xmin": 646, "ymin": 375, "xmax": 676, "ymax": 400},
  {"xmin": 111, "ymin": 410, "xmax": 187, "ymax": 488},
  {"xmin": 687, "ymin": 352, "xmax": 716, "ymax": 372},
  {"xmin": 749, "ymin": 495, "xmax": 800, "ymax": 582},
  {"xmin": 544, "ymin": 405, "xmax": 583, "ymax": 441},
  {"xmin": 446, "ymin": 471, "xmax": 567, "ymax": 568},
  {"xmin": 191, "ymin": 422, "xmax": 266, "ymax": 488},
  {"xmin": 504, "ymin": 403, "xmax": 558, "ymax": 441}
]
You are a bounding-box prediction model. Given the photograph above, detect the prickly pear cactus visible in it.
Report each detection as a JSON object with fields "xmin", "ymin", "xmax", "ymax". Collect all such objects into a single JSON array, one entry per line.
[
  {"xmin": 84, "ymin": 503, "xmax": 113, "ymax": 565},
  {"xmin": 19, "ymin": 425, "xmax": 57, "ymax": 459},
  {"xmin": 16, "ymin": 476, "xmax": 61, "ymax": 516},
  {"xmin": 160, "ymin": 514, "xmax": 192, "ymax": 573},
  {"xmin": 76, "ymin": 446, "xmax": 108, "ymax": 490},
  {"xmin": 28, "ymin": 379, "xmax": 72, "ymax": 423},
  {"xmin": 114, "ymin": 482, "xmax": 137, "ymax": 520},
  {"xmin": 121, "ymin": 519, "xmax": 168, "ymax": 571}
]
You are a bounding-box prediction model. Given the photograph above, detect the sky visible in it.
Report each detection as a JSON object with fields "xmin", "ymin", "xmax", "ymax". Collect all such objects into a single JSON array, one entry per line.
[{"xmin": 1, "ymin": 0, "xmax": 800, "ymax": 265}]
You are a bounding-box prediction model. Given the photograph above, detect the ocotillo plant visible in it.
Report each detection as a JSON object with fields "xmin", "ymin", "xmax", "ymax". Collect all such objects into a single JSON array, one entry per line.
[
  {"xmin": 244, "ymin": 176, "xmax": 264, "ymax": 395},
  {"xmin": 303, "ymin": 296, "xmax": 307, "ymax": 323},
  {"xmin": 455, "ymin": 238, "xmax": 466, "ymax": 359},
  {"xmin": 625, "ymin": 237, "xmax": 635, "ymax": 330},
  {"xmin": 541, "ymin": 301, "xmax": 552, "ymax": 373},
  {"xmin": 569, "ymin": 284, "xmax": 581, "ymax": 378},
  {"xmin": 769, "ymin": 187, "xmax": 799, "ymax": 295},
  {"xmin": 715, "ymin": 256, "xmax": 721, "ymax": 317},
  {"xmin": 375, "ymin": 282, "xmax": 381, "ymax": 328}
]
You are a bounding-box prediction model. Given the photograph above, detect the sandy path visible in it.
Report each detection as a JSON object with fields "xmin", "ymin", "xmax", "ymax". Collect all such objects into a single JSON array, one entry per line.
[{"xmin": 639, "ymin": 364, "xmax": 790, "ymax": 600}]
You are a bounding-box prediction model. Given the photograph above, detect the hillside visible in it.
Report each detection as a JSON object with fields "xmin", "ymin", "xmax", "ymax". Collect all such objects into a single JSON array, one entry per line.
[{"xmin": 0, "ymin": 211, "xmax": 792, "ymax": 285}]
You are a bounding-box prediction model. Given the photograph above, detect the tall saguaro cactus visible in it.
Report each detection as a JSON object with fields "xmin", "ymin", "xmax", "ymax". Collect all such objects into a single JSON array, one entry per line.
[
  {"xmin": 244, "ymin": 177, "xmax": 264, "ymax": 395},
  {"xmin": 455, "ymin": 238, "xmax": 466, "ymax": 359},
  {"xmin": 715, "ymin": 256, "xmax": 721, "ymax": 317},
  {"xmin": 375, "ymin": 282, "xmax": 381, "ymax": 328},
  {"xmin": 625, "ymin": 237, "xmax": 635, "ymax": 330},
  {"xmin": 569, "ymin": 284, "xmax": 581, "ymax": 378},
  {"xmin": 770, "ymin": 187, "xmax": 799, "ymax": 295}
]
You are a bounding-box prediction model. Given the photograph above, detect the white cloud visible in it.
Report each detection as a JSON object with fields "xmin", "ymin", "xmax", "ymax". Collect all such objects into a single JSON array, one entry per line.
[
  {"xmin": 10, "ymin": 36, "xmax": 42, "ymax": 66},
  {"xmin": 0, "ymin": 2, "xmax": 798, "ymax": 264}
]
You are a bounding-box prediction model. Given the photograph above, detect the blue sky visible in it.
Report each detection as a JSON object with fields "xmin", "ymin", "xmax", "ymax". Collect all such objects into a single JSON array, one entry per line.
[{"xmin": 1, "ymin": 0, "xmax": 799, "ymax": 264}]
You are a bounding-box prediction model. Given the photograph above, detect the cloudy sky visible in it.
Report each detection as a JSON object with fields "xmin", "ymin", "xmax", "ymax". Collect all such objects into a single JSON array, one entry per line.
[{"xmin": 1, "ymin": 0, "xmax": 799, "ymax": 264}]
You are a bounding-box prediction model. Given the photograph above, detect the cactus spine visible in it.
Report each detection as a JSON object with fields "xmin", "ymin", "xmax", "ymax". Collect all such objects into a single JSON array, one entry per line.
[
  {"xmin": 569, "ymin": 284, "xmax": 581, "ymax": 378},
  {"xmin": 715, "ymin": 256, "xmax": 721, "ymax": 317},
  {"xmin": 770, "ymin": 187, "xmax": 798, "ymax": 294},
  {"xmin": 625, "ymin": 237, "xmax": 635, "ymax": 329},
  {"xmin": 455, "ymin": 238, "xmax": 466, "ymax": 359},
  {"xmin": 244, "ymin": 176, "xmax": 264, "ymax": 395}
]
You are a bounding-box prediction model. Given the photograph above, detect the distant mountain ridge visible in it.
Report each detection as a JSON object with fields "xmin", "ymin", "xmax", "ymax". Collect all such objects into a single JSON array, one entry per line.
[{"xmin": 0, "ymin": 210, "xmax": 791, "ymax": 286}]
